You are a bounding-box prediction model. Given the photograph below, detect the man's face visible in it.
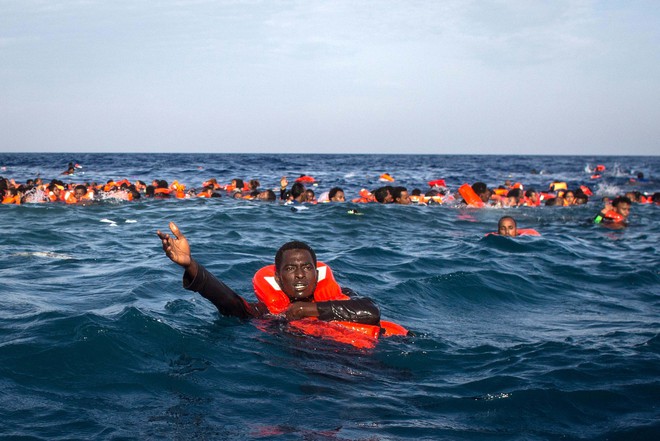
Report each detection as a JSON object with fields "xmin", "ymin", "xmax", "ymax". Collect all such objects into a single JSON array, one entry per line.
[
  {"xmin": 615, "ymin": 202, "xmax": 631, "ymax": 219},
  {"xmin": 498, "ymin": 218, "xmax": 517, "ymax": 237},
  {"xmin": 274, "ymin": 249, "xmax": 318, "ymax": 301},
  {"xmin": 330, "ymin": 191, "xmax": 345, "ymax": 202},
  {"xmin": 396, "ymin": 191, "xmax": 411, "ymax": 205},
  {"xmin": 479, "ymin": 190, "xmax": 491, "ymax": 203}
]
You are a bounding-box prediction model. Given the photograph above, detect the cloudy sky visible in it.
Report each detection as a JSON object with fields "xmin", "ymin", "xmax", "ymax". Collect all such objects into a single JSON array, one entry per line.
[{"xmin": 1, "ymin": 0, "xmax": 658, "ymax": 155}]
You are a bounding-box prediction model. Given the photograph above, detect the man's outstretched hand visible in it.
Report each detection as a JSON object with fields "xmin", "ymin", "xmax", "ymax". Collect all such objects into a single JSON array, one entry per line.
[{"xmin": 157, "ymin": 222, "xmax": 194, "ymax": 272}]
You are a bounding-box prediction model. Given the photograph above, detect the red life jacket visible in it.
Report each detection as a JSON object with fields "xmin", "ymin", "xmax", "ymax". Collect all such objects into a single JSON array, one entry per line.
[
  {"xmin": 428, "ymin": 179, "xmax": 446, "ymax": 187},
  {"xmin": 252, "ymin": 262, "xmax": 407, "ymax": 348}
]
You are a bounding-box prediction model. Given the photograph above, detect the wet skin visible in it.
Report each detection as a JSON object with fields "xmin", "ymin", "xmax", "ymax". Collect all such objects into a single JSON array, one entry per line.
[
  {"xmin": 274, "ymin": 249, "xmax": 318, "ymax": 301},
  {"xmin": 498, "ymin": 218, "xmax": 518, "ymax": 237}
]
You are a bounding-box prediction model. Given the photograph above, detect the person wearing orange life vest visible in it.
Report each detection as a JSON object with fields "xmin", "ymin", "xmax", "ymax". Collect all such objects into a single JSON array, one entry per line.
[
  {"xmin": 156, "ymin": 222, "xmax": 384, "ymax": 326},
  {"xmin": 489, "ymin": 216, "xmax": 540, "ymax": 237},
  {"xmin": 459, "ymin": 182, "xmax": 491, "ymax": 207},
  {"xmin": 593, "ymin": 196, "xmax": 631, "ymax": 228}
]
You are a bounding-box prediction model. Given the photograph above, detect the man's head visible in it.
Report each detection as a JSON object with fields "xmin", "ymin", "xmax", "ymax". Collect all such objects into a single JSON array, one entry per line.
[
  {"xmin": 232, "ymin": 178, "xmax": 244, "ymax": 190},
  {"xmin": 256, "ymin": 189, "xmax": 276, "ymax": 201},
  {"xmin": 328, "ymin": 187, "xmax": 345, "ymax": 202},
  {"xmin": 498, "ymin": 216, "xmax": 518, "ymax": 237},
  {"xmin": 290, "ymin": 182, "xmax": 306, "ymax": 202},
  {"xmin": 74, "ymin": 184, "xmax": 87, "ymax": 199},
  {"xmin": 392, "ymin": 186, "xmax": 411, "ymax": 205},
  {"xmin": 374, "ymin": 186, "xmax": 393, "ymax": 203},
  {"xmin": 472, "ymin": 182, "xmax": 491, "ymax": 203},
  {"xmin": 274, "ymin": 241, "xmax": 318, "ymax": 301},
  {"xmin": 612, "ymin": 196, "xmax": 632, "ymax": 219}
]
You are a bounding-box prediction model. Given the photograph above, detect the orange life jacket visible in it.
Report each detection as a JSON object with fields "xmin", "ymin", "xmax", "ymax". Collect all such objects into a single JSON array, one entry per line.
[
  {"xmin": 603, "ymin": 210, "xmax": 625, "ymax": 223},
  {"xmin": 579, "ymin": 185, "xmax": 593, "ymax": 196},
  {"xmin": 63, "ymin": 191, "xmax": 78, "ymax": 204},
  {"xmin": 352, "ymin": 189, "xmax": 375, "ymax": 203},
  {"xmin": 458, "ymin": 183, "xmax": 484, "ymax": 207},
  {"xmin": 1, "ymin": 195, "xmax": 20, "ymax": 205},
  {"xmin": 154, "ymin": 188, "xmax": 171, "ymax": 196},
  {"xmin": 252, "ymin": 262, "xmax": 407, "ymax": 348},
  {"xmin": 550, "ymin": 182, "xmax": 567, "ymax": 191}
]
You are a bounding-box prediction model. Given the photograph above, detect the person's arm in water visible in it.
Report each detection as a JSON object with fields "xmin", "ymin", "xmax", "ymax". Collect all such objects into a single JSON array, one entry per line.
[{"xmin": 157, "ymin": 222, "xmax": 268, "ymax": 319}]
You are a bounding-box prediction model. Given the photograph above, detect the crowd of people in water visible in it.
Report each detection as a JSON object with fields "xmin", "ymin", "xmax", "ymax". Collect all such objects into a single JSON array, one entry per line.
[{"xmin": 1, "ymin": 162, "xmax": 658, "ymax": 230}]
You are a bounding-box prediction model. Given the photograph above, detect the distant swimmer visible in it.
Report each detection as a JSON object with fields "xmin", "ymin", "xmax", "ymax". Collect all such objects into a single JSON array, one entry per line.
[
  {"xmin": 488, "ymin": 216, "xmax": 540, "ymax": 237},
  {"xmin": 61, "ymin": 162, "xmax": 76, "ymax": 175},
  {"xmin": 156, "ymin": 222, "xmax": 408, "ymax": 347},
  {"xmin": 379, "ymin": 173, "xmax": 394, "ymax": 182}
]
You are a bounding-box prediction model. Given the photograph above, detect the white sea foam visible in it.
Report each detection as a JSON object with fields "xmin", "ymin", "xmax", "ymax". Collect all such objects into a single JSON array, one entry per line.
[{"xmin": 12, "ymin": 251, "xmax": 73, "ymax": 259}]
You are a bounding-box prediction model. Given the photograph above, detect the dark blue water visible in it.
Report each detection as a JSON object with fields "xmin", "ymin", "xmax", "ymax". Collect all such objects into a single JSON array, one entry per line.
[{"xmin": 1, "ymin": 153, "xmax": 659, "ymax": 440}]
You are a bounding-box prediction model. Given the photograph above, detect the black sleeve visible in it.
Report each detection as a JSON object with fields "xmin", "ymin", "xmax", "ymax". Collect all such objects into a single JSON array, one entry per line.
[
  {"xmin": 316, "ymin": 298, "xmax": 381, "ymax": 325},
  {"xmin": 183, "ymin": 263, "xmax": 268, "ymax": 319}
]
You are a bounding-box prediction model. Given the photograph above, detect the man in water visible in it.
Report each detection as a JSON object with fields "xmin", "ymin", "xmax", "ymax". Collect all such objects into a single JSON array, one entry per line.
[
  {"xmin": 593, "ymin": 196, "xmax": 631, "ymax": 228},
  {"xmin": 156, "ymin": 222, "xmax": 380, "ymax": 323},
  {"xmin": 492, "ymin": 216, "xmax": 540, "ymax": 237},
  {"xmin": 472, "ymin": 182, "xmax": 492, "ymax": 204},
  {"xmin": 328, "ymin": 187, "xmax": 345, "ymax": 202}
]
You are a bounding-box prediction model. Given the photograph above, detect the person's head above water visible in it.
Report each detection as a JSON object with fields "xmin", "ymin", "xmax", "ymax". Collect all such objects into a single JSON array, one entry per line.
[
  {"xmin": 472, "ymin": 182, "xmax": 491, "ymax": 203},
  {"xmin": 498, "ymin": 216, "xmax": 518, "ymax": 237},
  {"xmin": 274, "ymin": 241, "xmax": 318, "ymax": 301},
  {"xmin": 612, "ymin": 196, "xmax": 632, "ymax": 219},
  {"xmin": 328, "ymin": 187, "xmax": 345, "ymax": 202}
]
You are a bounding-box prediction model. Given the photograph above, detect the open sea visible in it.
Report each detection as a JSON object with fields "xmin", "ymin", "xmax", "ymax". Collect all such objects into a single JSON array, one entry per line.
[{"xmin": 0, "ymin": 153, "xmax": 658, "ymax": 440}]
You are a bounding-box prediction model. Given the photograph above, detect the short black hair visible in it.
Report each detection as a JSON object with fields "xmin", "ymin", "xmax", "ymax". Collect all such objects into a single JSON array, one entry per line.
[
  {"xmin": 373, "ymin": 186, "xmax": 392, "ymax": 203},
  {"xmin": 328, "ymin": 187, "xmax": 343, "ymax": 199},
  {"xmin": 612, "ymin": 196, "xmax": 632, "ymax": 207},
  {"xmin": 391, "ymin": 186, "xmax": 408, "ymax": 201},
  {"xmin": 291, "ymin": 182, "xmax": 305, "ymax": 199},
  {"xmin": 275, "ymin": 241, "xmax": 317, "ymax": 272},
  {"xmin": 507, "ymin": 188, "xmax": 522, "ymax": 198},
  {"xmin": 472, "ymin": 182, "xmax": 488, "ymax": 194}
]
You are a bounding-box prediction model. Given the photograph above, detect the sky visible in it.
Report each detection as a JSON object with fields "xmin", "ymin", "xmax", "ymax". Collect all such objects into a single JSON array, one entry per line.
[{"xmin": 1, "ymin": 0, "xmax": 658, "ymax": 155}]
